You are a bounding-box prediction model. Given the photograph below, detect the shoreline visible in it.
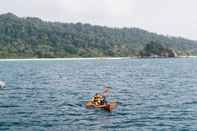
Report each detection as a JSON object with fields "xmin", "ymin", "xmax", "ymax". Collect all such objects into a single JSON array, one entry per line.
[
  {"xmin": 0, "ymin": 56, "xmax": 196, "ymax": 61},
  {"xmin": 177, "ymin": 55, "xmax": 197, "ymax": 58},
  {"xmin": 0, "ymin": 57, "xmax": 132, "ymax": 61}
]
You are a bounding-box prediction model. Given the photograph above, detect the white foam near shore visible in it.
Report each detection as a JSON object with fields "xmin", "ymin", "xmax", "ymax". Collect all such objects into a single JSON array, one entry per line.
[
  {"xmin": 178, "ymin": 56, "xmax": 197, "ymax": 58},
  {"xmin": 0, "ymin": 81, "xmax": 5, "ymax": 88},
  {"xmin": 0, "ymin": 56, "xmax": 196, "ymax": 61},
  {"xmin": 0, "ymin": 57, "xmax": 131, "ymax": 61}
]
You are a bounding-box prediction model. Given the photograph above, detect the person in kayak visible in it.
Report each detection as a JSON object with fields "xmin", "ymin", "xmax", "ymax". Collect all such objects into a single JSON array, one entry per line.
[
  {"xmin": 91, "ymin": 86, "xmax": 111, "ymax": 106},
  {"xmin": 91, "ymin": 93, "xmax": 103, "ymax": 105}
]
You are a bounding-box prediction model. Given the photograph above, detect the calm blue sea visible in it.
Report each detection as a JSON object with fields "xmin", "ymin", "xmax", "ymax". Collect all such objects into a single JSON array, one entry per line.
[{"xmin": 0, "ymin": 58, "xmax": 197, "ymax": 130}]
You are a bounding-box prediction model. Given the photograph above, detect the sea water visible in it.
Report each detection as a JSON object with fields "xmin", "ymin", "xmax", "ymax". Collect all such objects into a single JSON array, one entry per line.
[{"xmin": 0, "ymin": 58, "xmax": 197, "ymax": 130}]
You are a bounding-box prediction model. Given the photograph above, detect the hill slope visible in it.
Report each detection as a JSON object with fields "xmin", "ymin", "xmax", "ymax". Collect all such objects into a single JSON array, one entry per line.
[{"xmin": 0, "ymin": 13, "xmax": 197, "ymax": 58}]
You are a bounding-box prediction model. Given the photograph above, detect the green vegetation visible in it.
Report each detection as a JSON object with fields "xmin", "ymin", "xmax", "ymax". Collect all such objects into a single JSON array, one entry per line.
[
  {"xmin": 140, "ymin": 41, "xmax": 177, "ymax": 58},
  {"xmin": 0, "ymin": 13, "xmax": 197, "ymax": 58}
]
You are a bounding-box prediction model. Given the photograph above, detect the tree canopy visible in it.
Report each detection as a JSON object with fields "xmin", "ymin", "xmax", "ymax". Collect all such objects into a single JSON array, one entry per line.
[
  {"xmin": 140, "ymin": 41, "xmax": 177, "ymax": 58},
  {"xmin": 0, "ymin": 13, "xmax": 197, "ymax": 58}
]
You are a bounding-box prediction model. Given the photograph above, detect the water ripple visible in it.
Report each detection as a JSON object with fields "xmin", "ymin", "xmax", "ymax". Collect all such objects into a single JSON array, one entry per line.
[{"xmin": 0, "ymin": 58, "xmax": 197, "ymax": 130}]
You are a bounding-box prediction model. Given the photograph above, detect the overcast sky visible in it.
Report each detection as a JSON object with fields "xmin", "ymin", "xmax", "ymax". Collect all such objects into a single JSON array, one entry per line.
[{"xmin": 0, "ymin": 0, "xmax": 197, "ymax": 40}]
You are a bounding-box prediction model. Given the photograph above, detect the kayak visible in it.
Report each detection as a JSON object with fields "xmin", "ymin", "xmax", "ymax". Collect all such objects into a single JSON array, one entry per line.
[{"xmin": 85, "ymin": 101, "xmax": 118, "ymax": 112}]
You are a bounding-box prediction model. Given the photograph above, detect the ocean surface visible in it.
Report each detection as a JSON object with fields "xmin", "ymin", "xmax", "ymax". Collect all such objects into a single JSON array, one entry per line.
[{"xmin": 0, "ymin": 58, "xmax": 197, "ymax": 130}]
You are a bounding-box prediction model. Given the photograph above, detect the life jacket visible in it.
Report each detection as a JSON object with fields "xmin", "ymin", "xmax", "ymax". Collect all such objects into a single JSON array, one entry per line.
[{"xmin": 92, "ymin": 94, "xmax": 103, "ymax": 105}]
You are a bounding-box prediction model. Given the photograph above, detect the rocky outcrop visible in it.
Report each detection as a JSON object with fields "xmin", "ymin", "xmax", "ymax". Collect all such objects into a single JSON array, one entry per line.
[{"xmin": 140, "ymin": 41, "xmax": 177, "ymax": 58}]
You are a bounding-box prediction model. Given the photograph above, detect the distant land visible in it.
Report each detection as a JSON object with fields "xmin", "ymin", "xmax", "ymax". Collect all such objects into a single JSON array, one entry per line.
[{"xmin": 0, "ymin": 12, "xmax": 197, "ymax": 58}]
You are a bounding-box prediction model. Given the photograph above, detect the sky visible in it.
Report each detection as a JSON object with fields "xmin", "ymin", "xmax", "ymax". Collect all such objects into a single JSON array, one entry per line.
[{"xmin": 0, "ymin": 0, "xmax": 197, "ymax": 40}]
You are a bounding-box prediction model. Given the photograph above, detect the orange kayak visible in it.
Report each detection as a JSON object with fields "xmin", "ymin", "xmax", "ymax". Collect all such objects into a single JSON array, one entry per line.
[{"xmin": 85, "ymin": 101, "xmax": 118, "ymax": 112}]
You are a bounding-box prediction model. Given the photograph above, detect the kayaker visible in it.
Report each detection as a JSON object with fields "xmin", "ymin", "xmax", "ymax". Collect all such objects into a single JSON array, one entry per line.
[
  {"xmin": 91, "ymin": 86, "xmax": 111, "ymax": 106},
  {"xmin": 91, "ymin": 93, "xmax": 103, "ymax": 105},
  {"xmin": 86, "ymin": 86, "xmax": 117, "ymax": 112}
]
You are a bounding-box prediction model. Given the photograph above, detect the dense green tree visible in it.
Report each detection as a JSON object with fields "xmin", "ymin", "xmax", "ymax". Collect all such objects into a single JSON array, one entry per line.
[
  {"xmin": 140, "ymin": 41, "xmax": 177, "ymax": 58},
  {"xmin": 0, "ymin": 13, "xmax": 197, "ymax": 58}
]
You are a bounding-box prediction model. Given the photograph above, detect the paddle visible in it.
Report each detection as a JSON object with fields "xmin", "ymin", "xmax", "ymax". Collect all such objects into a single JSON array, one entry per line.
[{"xmin": 102, "ymin": 85, "xmax": 112, "ymax": 97}]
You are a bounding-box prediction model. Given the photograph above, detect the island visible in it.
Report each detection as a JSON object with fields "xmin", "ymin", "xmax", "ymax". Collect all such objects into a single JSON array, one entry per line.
[{"xmin": 0, "ymin": 13, "xmax": 196, "ymax": 58}]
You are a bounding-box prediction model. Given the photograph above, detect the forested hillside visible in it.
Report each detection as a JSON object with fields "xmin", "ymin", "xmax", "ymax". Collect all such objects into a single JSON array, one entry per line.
[{"xmin": 0, "ymin": 13, "xmax": 197, "ymax": 58}]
